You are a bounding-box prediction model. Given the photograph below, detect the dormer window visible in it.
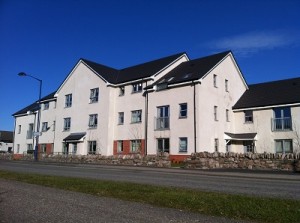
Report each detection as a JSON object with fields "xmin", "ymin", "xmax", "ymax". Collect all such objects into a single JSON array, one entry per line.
[
  {"xmin": 43, "ymin": 102, "xmax": 49, "ymax": 110},
  {"xmin": 132, "ymin": 83, "xmax": 142, "ymax": 93}
]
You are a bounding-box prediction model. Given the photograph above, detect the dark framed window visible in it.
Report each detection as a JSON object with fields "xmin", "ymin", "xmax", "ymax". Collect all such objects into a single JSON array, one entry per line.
[{"xmin": 179, "ymin": 103, "xmax": 187, "ymax": 118}]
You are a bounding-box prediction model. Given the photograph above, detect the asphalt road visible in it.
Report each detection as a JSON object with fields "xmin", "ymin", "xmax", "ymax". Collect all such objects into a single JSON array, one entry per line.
[{"xmin": 0, "ymin": 160, "xmax": 300, "ymax": 200}]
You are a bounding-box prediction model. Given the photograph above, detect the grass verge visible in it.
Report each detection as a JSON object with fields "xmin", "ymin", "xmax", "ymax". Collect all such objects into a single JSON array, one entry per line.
[{"xmin": 0, "ymin": 170, "xmax": 299, "ymax": 223}]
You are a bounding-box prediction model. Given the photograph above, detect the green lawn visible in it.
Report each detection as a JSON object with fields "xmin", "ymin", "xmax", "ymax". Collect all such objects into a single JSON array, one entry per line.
[{"xmin": 0, "ymin": 170, "xmax": 299, "ymax": 223}]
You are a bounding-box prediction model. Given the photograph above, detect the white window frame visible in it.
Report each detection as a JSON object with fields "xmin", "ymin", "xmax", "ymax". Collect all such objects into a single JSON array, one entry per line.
[
  {"xmin": 131, "ymin": 110, "xmax": 142, "ymax": 123},
  {"xmin": 179, "ymin": 137, "xmax": 188, "ymax": 152},
  {"xmin": 88, "ymin": 114, "xmax": 98, "ymax": 128},
  {"xmin": 119, "ymin": 86, "xmax": 125, "ymax": 96},
  {"xmin": 44, "ymin": 102, "xmax": 49, "ymax": 110},
  {"xmin": 88, "ymin": 141, "xmax": 97, "ymax": 155},
  {"xmin": 63, "ymin": 117, "xmax": 71, "ymax": 131},
  {"xmin": 244, "ymin": 110, "xmax": 253, "ymax": 123},
  {"xmin": 65, "ymin": 94, "xmax": 72, "ymax": 107},
  {"xmin": 179, "ymin": 103, "xmax": 187, "ymax": 118},
  {"xmin": 90, "ymin": 88, "xmax": 99, "ymax": 103},
  {"xmin": 130, "ymin": 140, "xmax": 141, "ymax": 153},
  {"xmin": 118, "ymin": 112, "xmax": 124, "ymax": 125},
  {"xmin": 132, "ymin": 83, "xmax": 142, "ymax": 93},
  {"xmin": 225, "ymin": 79, "xmax": 229, "ymax": 92},
  {"xmin": 214, "ymin": 106, "xmax": 218, "ymax": 121},
  {"xmin": 117, "ymin": 140, "xmax": 123, "ymax": 153},
  {"xmin": 275, "ymin": 139, "xmax": 293, "ymax": 154},
  {"xmin": 213, "ymin": 74, "xmax": 217, "ymax": 87},
  {"xmin": 42, "ymin": 122, "xmax": 48, "ymax": 132}
]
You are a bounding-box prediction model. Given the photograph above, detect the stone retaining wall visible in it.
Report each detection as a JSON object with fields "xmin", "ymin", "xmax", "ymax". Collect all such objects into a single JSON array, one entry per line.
[
  {"xmin": 184, "ymin": 152, "xmax": 300, "ymax": 171},
  {"xmin": 0, "ymin": 153, "xmax": 171, "ymax": 168}
]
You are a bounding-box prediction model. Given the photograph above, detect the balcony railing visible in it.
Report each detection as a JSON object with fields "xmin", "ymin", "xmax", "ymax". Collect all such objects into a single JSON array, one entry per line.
[
  {"xmin": 271, "ymin": 117, "xmax": 292, "ymax": 131},
  {"xmin": 26, "ymin": 131, "xmax": 33, "ymax": 139},
  {"xmin": 155, "ymin": 117, "xmax": 169, "ymax": 130}
]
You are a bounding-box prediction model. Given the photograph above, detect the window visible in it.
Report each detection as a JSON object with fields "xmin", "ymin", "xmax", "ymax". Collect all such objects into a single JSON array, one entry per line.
[
  {"xmin": 27, "ymin": 123, "xmax": 34, "ymax": 139},
  {"xmin": 90, "ymin": 88, "xmax": 99, "ymax": 103},
  {"xmin": 44, "ymin": 102, "xmax": 49, "ymax": 110},
  {"xmin": 130, "ymin": 140, "xmax": 141, "ymax": 153},
  {"xmin": 213, "ymin": 74, "xmax": 217, "ymax": 87},
  {"xmin": 226, "ymin": 109, "xmax": 230, "ymax": 122},
  {"xmin": 42, "ymin": 122, "xmax": 48, "ymax": 132},
  {"xmin": 214, "ymin": 138, "xmax": 219, "ymax": 152},
  {"xmin": 214, "ymin": 106, "xmax": 218, "ymax": 121},
  {"xmin": 118, "ymin": 112, "xmax": 124, "ymax": 125},
  {"xmin": 41, "ymin": 144, "xmax": 47, "ymax": 153},
  {"xmin": 117, "ymin": 141, "xmax": 123, "ymax": 153},
  {"xmin": 156, "ymin": 106, "xmax": 169, "ymax": 129},
  {"xmin": 72, "ymin": 143, "xmax": 77, "ymax": 155},
  {"xmin": 119, "ymin": 86, "xmax": 125, "ymax": 96},
  {"xmin": 17, "ymin": 144, "xmax": 20, "ymax": 153},
  {"xmin": 272, "ymin": 107, "xmax": 292, "ymax": 131},
  {"xmin": 179, "ymin": 103, "xmax": 187, "ymax": 118},
  {"xmin": 54, "ymin": 101, "xmax": 57, "ymax": 109},
  {"xmin": 244, "ymin": 141, "xmax": 254, "ymax": 153},
  {"xmin": 63, "ymin": 118, "xmax": 71, "ymax": 131},
  {"xmin": 275, "ymin": 139, "xmax": 293, "ymax": 153},
  {"xmin": 225, "ymin": 79, "xmax": 229, "ymax": 92},
  {"xmin": 88, "ymin": 141, "xmax": 97, "ymax": 154},
  {"xmin": 131, "ymin": 110, "xmax": 142, "ymax": 123},
  {"xmin": 157, "ymin": 138, "xmax": 170, "ymax": 153},
  {"xmin": 18, "ymin": 125, "xmax": 21, "ymax": 134},
  {"xmin": 27, "ymin": 144, "xmax": 33, "ymax": 152},
  {"xmin": 52, "ymin": 121, "xmax": 56, "ymax": 131},
  {"xmin": 65, "ymin": 94, "xmax": 72, "ymax": 107},
  {"xmin": 132, "ymin": 83, "xmax": 142, "ymax": 93},
  {"xmin": 88, "ymin": 114, "xmax": 98, "ymax": 128},
  {"xmin": 179, "ymin": 137, "xmax": 188, "ymax": 152},
  {"xmin": 244, "ymin": 110, "xmax": 253, "ymax": 123}
]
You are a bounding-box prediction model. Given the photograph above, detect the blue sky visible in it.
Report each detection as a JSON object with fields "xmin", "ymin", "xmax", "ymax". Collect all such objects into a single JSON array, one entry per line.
[{"xmin": 1, "ymin": 0, "xmax": 300, "ymax": 131}]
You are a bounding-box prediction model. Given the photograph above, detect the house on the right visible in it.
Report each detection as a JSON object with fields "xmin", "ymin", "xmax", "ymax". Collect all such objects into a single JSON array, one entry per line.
[{"xmin": 231, "ymin": 77, "xmax": 300, "ymax": 154}]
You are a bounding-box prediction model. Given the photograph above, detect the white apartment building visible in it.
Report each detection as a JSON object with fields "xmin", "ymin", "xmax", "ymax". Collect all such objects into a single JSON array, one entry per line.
[{"xmin": 12, "ymin": 51, "xmax": 300, "ymax": 162}]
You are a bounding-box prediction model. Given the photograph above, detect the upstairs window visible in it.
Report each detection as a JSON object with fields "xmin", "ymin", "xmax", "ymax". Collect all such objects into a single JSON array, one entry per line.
[
  {"xmin": 214, "ymin": 106, "xmax": 218, "ymax": 121},
  {"xmin": 131, "ymin": 110, "xmax": 142, "ymax": 123},
  {"xmin": 65, "ymin": 94, "xmax": 72, "ymax": 107},
  {"xmin": 244, "ymin": 110, "xmax": 253, "ymax": 123},
  {"xmin": 118, "ymin": 112, "xmax": 124, "ymax": 125},
  {"xmin": 44, "ymin": 102, "xmax": 49, "ymax": 110},
  {"xmin": 42, "ymin": 122, "xmax": 48, "ymax": 132},
  {"xmin": 226, "ymin": 109, "xmax": 230, "ymax": 122},
  {"xmin": 225, "ymin": 79, "xmax": 229, "ymax": 92},
  {"xmin": 88, "ymin": 114, "xmax": 98, "ymax": 128},
  {"xmin": 213, "ymin": 74, "xmax": 217, "ymax": 87},
  {"xmin": 18, "ymin": 125, "xmax": 21, "ymax": 134},
  {"xmin": 179, "ymin": 103, "xmax": 187, "ymax": 118},
  {"xmin": 90, "ymin": 88, "xmax": 99, "ymax": 103},
  {"xmin": 119, "ymin": 86, "xmax": 125, "ymax": 96},
  {"xmin": 63, "ymin": 117, "xmax": 71, "ymax": 131},
  {"xmin": 132, "ymin": 83, "xmax": 142, "ymax": 93}
]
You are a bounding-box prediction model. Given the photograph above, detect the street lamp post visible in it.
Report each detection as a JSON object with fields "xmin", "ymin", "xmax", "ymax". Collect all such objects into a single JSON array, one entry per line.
[{"xmin": 18, "ymin": 72, "xmax": 42, "ymax": 161}]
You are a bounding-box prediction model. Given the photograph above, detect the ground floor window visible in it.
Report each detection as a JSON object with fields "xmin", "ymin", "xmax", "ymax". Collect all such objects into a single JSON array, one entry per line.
[
  {"xmin": 88, "ymin": 141, "xmax": 97, "ymax": 154},
  {"xmin": 130, "ymin": 140, "xmax": 141, "ymax": 153},
  {"xmin": 179, "ymin": 137, "xmax": 187, "ymax": 152},
  {"xmin": 27, "ymin": 144, "xmax": 33, "ymax": 153},
  {"xmin": 17, "ymin": 144, "xmax": 20, "ymax": 153},
  {"xmin": 243, "ymin": 141, "xmax": 255, "ymax": 153},
  {"xmin": 157, "ymin": 138, "xmax": 169, "ymax": 153},
  {"xmin": 117, "ymin": 141, "xmax": 123, "ymax": 153},
  {"xmin": 275, "ymin": 139, "xmax": 293, "ymax": 153},
  {"xmin": 214, "ymin": 138, "xmax": 219, "ymax": 152},
  {"xmin": 62, "ymin": 143, "xmax": 68, "ymax": 154},
  {"xmin": 41, "ymin": 144, "xmax": 47, "ymax": 153},
  {"xmin": 72, "ymin": 143, "xmax": 77, "ymax": 154}
]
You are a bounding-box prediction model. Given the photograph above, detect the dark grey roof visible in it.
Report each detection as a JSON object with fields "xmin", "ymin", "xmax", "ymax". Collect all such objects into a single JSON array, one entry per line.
[
  {"xmin": 151, "ymin": 51, "xmax": 231, "ymax": 86},
  {"xmin": 63, "ymin": 132, "xmax": 86, "ymax": 142},
  {"xmin": 233, "ymin": 77, "xmax": 300, "ymax": 109},
  {"xmin": 13, "ymin": 91, "xmax": 56, "ymax": 116},
  {"xmin": 0, "ymin": 131, "xmax": 13, "ymax": 143},
  {"xmin": 225, "ymin": 132, "xmax": 257, "ymax": 140},
  {"xmin": 81, "ymin": 52, "xmax": 186, "ymax": 84}
]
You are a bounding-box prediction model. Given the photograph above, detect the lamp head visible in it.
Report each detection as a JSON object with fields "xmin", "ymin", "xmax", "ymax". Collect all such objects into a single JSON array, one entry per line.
[{"xmin": 18, "ymin": 72, "xmax": 27, "ymax": 76}]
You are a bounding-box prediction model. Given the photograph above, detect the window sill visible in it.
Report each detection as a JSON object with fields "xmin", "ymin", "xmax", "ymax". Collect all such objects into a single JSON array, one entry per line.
[
  {"xmin": 118, "ymin": 123, "xmax": 124, "ymax": 125},
  {"xmin": 179, "ymin": 150, "xmax": 187, "ymax": 153},
  {"xmin": 131, "ymin": 91, "xmax": 142, "ymax": 94},
  {"xmin": 63, "ymin": 129, "xmax": 70, "ymax": 132},
  {"xmin": 155, "ymin": 128, "xmax": 170, "ymax": 131},
  {"xmin": 179, "ymin": 116, "xmax": 187, "ymax": 119},
  {"xmin": 88, "ymin": 126, "xmax": 97, "ymax": 129},
  {"xmin": 244, "ymin": 122, "xmax": 253, "ymax": 124},
  {"xmin": 131, "ymin": 122, "xmax": 142, "ymax": 124},
  {"xmin": 89, "ymin": 101, "xmax": 98, "ymax": 104}
]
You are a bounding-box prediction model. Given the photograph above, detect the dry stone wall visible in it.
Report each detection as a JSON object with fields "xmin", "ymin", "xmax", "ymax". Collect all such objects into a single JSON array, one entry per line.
[{"xmin": 184, "ymin": 152, "xmax": 300, "ymax": 171}]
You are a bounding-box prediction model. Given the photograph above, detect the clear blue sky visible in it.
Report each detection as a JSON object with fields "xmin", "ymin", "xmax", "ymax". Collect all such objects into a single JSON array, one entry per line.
[{"xmin": 1, "ymin": 0, "xmax": 300, "ymax": 131}]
